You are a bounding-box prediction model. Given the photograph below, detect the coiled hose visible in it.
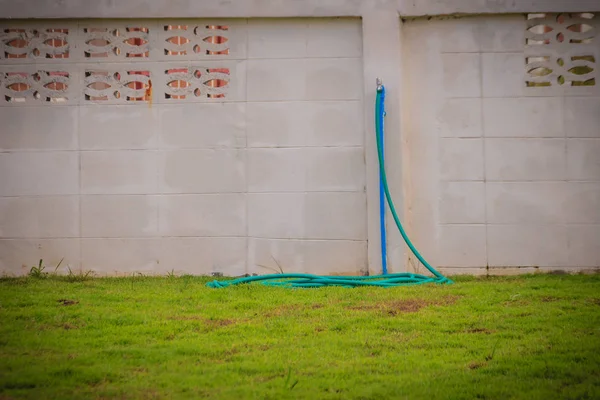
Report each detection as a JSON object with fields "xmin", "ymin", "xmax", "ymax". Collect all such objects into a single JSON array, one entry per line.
[{"xmin": 207, "ymin": 84, "xmax": 452, "ymax": 288}]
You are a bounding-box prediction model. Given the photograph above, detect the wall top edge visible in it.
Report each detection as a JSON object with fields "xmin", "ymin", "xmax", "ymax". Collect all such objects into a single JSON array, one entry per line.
[{"xmin": 0, "ymin": 0, "xmax": 598, "ymax": 19}]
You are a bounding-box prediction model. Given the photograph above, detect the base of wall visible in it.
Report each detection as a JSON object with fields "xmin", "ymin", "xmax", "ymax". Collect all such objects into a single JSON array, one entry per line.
[
  {"xmin": 4, "ymin": 266, "xmax": 598, "ymax": 278},
  {"xmin": 438, "ymin": 266, "xmax": 600, "ymax": 276}
]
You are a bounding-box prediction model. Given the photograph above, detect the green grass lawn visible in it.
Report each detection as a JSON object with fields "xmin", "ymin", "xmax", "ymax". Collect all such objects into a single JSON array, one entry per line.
[{"xmin": 0, "ymin": 273, "xmax": 599, "ymax": 399}]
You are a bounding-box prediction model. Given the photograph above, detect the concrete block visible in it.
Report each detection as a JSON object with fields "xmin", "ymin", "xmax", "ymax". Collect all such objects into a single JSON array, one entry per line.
[
  {"xmin": 482, "ymin": 53, "xmax": 524, "ymax": 97},
  {"xmin": 438, "ymin": 99, "xmax": 482, "ymax": 137},
  {"xmin": 0, "ymin": 239, "xmax": 80, "ymax": 276},
  {"xmin": 439, "ymin": 138, "xmax": 484, "ymax": 180},
  {"xmin": 486, "ymin": 182, "xmax": 566, "ymax": 224},
  {"xmin": 439, "ymin": 181, "xmax": 486, "ymax": 224},
  {"xmin": 247, "ymin": 148, "xmax": 306, "ymax": 192},
  {"xmin": 153, "ymin": 60, "xmax": 247, "ymax": 104},
  {"xmin": 564, "ymin": 183, "xmax": 600, "ymax": 224},
  {"xmin": 303, "ymin": 239, "xmax": 367, "ymax": 275},
  {"xmin": 154, "ymin": 18, "xmax": 247, "ymax": 61},
  {"xmin": 479, "ymin": 16, "xmax": 525, "ymax": 52},
  {"xmin": 567, "ymin": 139, "xmax": 600, "ymax": 181},
  {"xmin": 0, "ymin": 64, "xmax": 81, "ymax": 106},
  {"xmin": 438, "ymin": 17, "xmax": 480, "ymax": 53},
  {"xmin": 247, "ymin": 193, "xmax": 305, "ymax": 239},
  {"xmin": 248, "ymin": 58, "xmax": 361, "ymax": 103},
  {"xmin": 158, "ymin": 237, "xmax": 246, "ymax": 276},
  {"xmin": 80, "ymin": 105, "xmax": 158, "ymax": 150},
  {"xmin": 75, "ymin": 21, "xmax": 159, "ymax": 62},
  {"xmin": 246, "ymin": 101, "xmax": 363, "ymax": 147},
  {"xmin": 442, "ymin": 53, "xmax": 481, "ymax": 98},
  {"xmin": 306, "ymin": 58, "xmax": 362, "ymax": 100},
  {"xmin": 81, "ymin": 195, "xmax": 158, "ymax": 238},
  {"xmin": 247, "ymin": 238, "xmax": 306, "ymax": 274},
  {"xmin": 0, "ymin": 20, "xmax": 77, "ymax": 61},
  {"xmin": 81, "ymin": 150, "xmax": 157, "ymax": 195},
  {"xmin": 483, "ymin": 98, "xmax": 563, "ymax": 137},
  {"xmin": 247, "ymin": 59, "xmax": 306, "ymax": 101},
  {"xmin": 306, "ymin": 147, "xmax": 365, "ymax": 191},
  {"xmin": 247, "ymin": 19, "xmax": 307, "ymax": 59},
  {"xmin": 81, "ymin": 238, "xmax": 158, "ymax": 274},
  {"xmin": 159, "ymin": 103, "xmax": 246, "ymax": 149},
  {"xmin": 437, "ymin": 224, "xmax": 487, "ymax": 267},
  {"xmin": 0, "ymin": 196, "xmax": 79, "ymax": 238},
  {"xmin": 307, "ymin": 18, "xmax": 362, "ymax": 58},
  {"xmin": 567, "ymin": 225, "xmax": 600, "ymax": 267},
  {"xmin": 0, "ymin": 107, "xmax": 77, "ymax": 150},
  {"xmin": 246, "ymin": 102, "xmax": 307, "ymax": 147},
  {"xmin": 487, "ymin": 224, "xmax": 568, "ymax": 267},
  {"xmin": 159, "ymin": 194, "xmax": 246, "ymax": 237},
  {"xmin": 565, "ymin": 97, "xmax": 600, "ymax": 138},
  {"xmin": 159, "ymin": 149, "xmax": 246, "ymax": 193},
  {"xmin": 78, "ymin": 62, "xmax": 163, "ymax": 106},
  {"xmin": 248, "ymin": 18, "xmax": 361, "ymax": 59},
  {"xmin": 305, "ymin": 192, "xmax": 366, "ymax": 240},
  {"xmin": 485, "ymin": 138, "xmax": 566, "ymax": 181},
  {"xmin": 247, "ymin": 238, "xmax": 367, "ymax": 275},
  {"xmin": 0, "ymin": 152, "xmax": 78, "ymax": 196},
  {"xmin": 305, "ymin": 101, "xmax": 363, "ymax": 146}
]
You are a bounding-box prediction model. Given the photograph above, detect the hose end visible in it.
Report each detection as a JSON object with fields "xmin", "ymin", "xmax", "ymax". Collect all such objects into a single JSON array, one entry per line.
[{"xmin": 376, "ymin": 77, "xmax": 383, "ymax": 92}]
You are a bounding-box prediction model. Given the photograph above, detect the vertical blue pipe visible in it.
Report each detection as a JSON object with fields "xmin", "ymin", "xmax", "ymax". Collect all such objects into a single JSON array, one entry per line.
[{"xmin": 377, "ymin": 84, "xmax": 387, "ymax": 275}]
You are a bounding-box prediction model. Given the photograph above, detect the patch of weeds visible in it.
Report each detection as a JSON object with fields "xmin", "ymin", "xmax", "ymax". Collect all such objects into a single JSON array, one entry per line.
[
  {"xmin": 516, "ymin": 312, "xmax": 533, "ymax": 317},
  {"xmin": 283, "ymin": 367, "xmax": 299, "ymax": 391},
  {"xmin": 63, "ymin": 267, "xmax": 95, "ymax": 282},
  {"xmin": 348, "ymin": 295, "xmax": 459, "ymax": 315},
  {"xmin": 186, "ymin": 317, "xmax": 240, "ymax": 333},
  {"xmin": 129, "ymin": 272, "xmax": 149, "ymax": 289},
  {"xmin": 587, "ymin": 298, "xmax": 600, "ymax": 306},
  {"xmin": 50, "ymin": 367, "xmax": 75, "ymax": 378},
  {"xmin": 468, "ymin": 361, "xmax": 487, "ymax": 370},
  {"xmin": 168, "ymin": 315, "xmax": 204, "ymax": 321},
  {"xmin": 540, "ymin": 296, "xmax": 561, "ymax": 302},
  {"xmin": 465, "ymin": 328, "xmax": 495, "ymax": 335},
  {"xmin": 27, "ymin": 258, "xmax": 94, "ymax": 283},
  {"xmin": 1, "ymin": 381, "xmax": 37, "ymax": 390},
  {"xmin": 485, "ymin": 339, "xmax": 501, "ymax": 362},
  {"xmin": 28, "ymin": 259, "xmax": 47, "ymax": 278},
  {"xmin": 264, "ymin": 304, "xmax": 301, "ymax": 318},
  {"xmin": 0, "ymin": 276, "xmax": 29, "ymax": 286},
  {"xmin": 57, "ymin": 299, "xmax": 79, "ymax": 306},
  {"xmin": 257, "ymin": 256, "xmax": 286, "ymax": 274},
  {"xmin": 29, "ymin": 258, "xmax": 63, "ymax": 279},
  {"xmin": 503, "ymin": 296, "xmax": 531, "ymax": 306},
  {"xmin": 204, "ymin": 318, "xmax": 236, "ymax": 329},
  {"xmin": 254, "ymin": 373, "xmax": 281, "ymax": 383}
]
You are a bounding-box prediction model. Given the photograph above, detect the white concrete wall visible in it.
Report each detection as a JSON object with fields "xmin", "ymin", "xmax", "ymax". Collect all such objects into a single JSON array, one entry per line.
[
  {"xmin": 0, "ymin": 18, "xmax": 367, "ymax": 276},
  {"xmin": 402, "ymin": 14, "xmax": 600, "ymax": 275},
  {"xmin": 1, "ymin": 11, "xmax": 599, "ymax": 277}
]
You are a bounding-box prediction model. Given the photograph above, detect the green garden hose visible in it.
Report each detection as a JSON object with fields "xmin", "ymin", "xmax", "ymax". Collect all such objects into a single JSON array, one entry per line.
[
  {"xmin": 207, "ymin": 273, "xmax": 448, "ymax": 288},
  {"xmin": 207, "ymin": 83, "xmax": 452, "ymax": 289}
]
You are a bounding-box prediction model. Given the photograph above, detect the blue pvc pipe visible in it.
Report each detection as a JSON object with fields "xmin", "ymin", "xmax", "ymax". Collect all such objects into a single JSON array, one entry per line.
[{"xmin": 378, "ymin": 86, "xmax": 388, "ymax": 275}]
